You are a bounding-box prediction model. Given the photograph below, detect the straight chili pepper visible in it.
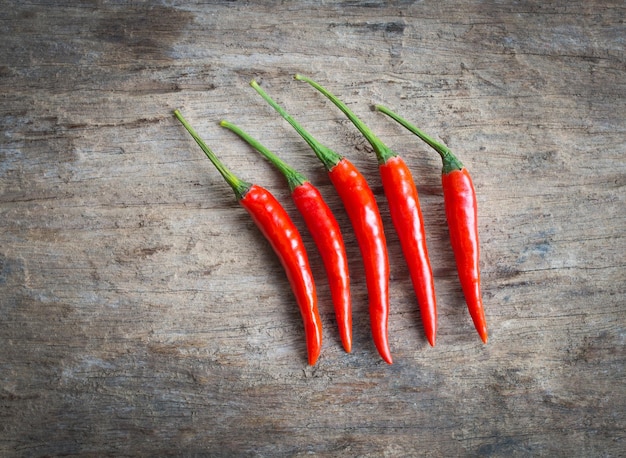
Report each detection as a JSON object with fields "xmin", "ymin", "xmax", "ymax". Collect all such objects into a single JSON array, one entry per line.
[
  {"xmin": 249, "ymin": 80, "xmax": 392, "ymax": 364},
  {"xmin": 375, "ymin": 105, "xmax": 488, "ymax": 343},
  {"xmin": 219, "ymin": 120, "xmax": 353, "ymax": 353},
  {"xmin": 173, "ymin": 110, "xmax": 323, "ymax": 364},
  {"xmin": 295, "ymin": 74, "xmax": 438, "ymax": 347}
]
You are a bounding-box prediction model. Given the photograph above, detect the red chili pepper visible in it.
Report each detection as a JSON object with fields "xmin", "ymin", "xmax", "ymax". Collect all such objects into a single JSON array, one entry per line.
[
  {"xmin": 376, "ymin": 105, "xmax": 488, "ymax": 343},
  {"xmin": 220, "ymin": 120, "xmax": 352, "ymax": 353},
  {"xmin": 295, "ymin": 75, "xmax": 438, "ymax": 347},
  {"xmin": 250, "ymin": 80, "xmax": 392, "ymax": 364},
  {"xmin": 174, "ymin": 110, "xmax": 323, "ymax": 364}
]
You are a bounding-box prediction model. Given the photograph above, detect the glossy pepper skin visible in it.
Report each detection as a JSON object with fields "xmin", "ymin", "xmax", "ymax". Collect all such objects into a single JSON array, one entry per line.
[
  {"xmin": 241, "ymin": 185, "xmax": 324, "ymax": 362},
  {"xmin": 328, "ymin": 158, "xmax": 391, "ymax": 362},
  {"xmin": 296, "ymin": 75, "xmax": 437, "ymax": 346},
  {"xmin": 291, "ymin": 182, "xmax": 352, "ymax": 352},
  {"xmin": 220, "ymin": 120, "xmax": 352, "ymax": 353},
  {"xmin": 376, "ymin": 105, "xmax": 488, "ymax": 343},
  {"xmin": 174, "ymin": 110, "xmax": 323, "ymax": 364},
  {"xmin": 379, "ymin": 157, "xmax": 437, "ymax": 345},
  {"xmin": 249, "ymin": 80, "xmax": 393, "ymax": 364},
  {"xmin": 441, "ymin": 168, "xmax": 486, "ymax": 342}
]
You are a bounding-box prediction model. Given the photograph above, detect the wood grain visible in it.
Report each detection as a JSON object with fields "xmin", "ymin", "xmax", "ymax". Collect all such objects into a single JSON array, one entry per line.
[{"xmin": 1, "ymin": 1, "xmax": 624, "ymax": 456}]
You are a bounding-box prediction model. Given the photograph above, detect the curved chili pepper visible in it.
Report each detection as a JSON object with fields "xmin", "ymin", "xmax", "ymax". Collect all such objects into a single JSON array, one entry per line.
[
  {"xmin": 174, "ymin": 110, "xmax": 323, "ymax": 364},
  {"xmin": 249, "ymin": 80, "xmax": 392, "ymax": 364},
  {"xmin": 376, "ymin": 105, "xmax": 488, "ymax": 343},
  {"xmin": 295, "ymin": 75, "xmax": 438, "ymax": 347},
  {"xmin": 219, "ymin": 120, "xmax": 352, "ymax": 353}
]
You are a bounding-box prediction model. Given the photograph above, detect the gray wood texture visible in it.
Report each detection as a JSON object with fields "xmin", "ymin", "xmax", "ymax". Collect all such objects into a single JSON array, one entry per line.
[{"xmin": 1, "ymin": 1, "xmax": 624, "ymax": 456}]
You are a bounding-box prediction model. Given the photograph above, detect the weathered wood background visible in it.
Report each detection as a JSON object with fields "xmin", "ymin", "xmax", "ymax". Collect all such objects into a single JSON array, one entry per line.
[{"xmin": 1, "ymin": 1, "xmax": 624, "ymax": 456}]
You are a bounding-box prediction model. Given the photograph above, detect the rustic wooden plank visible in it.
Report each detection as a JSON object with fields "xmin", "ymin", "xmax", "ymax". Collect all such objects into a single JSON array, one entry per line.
[{"xmin": 1, "ymin": 1, "xmax": 624, "ymax": 456}]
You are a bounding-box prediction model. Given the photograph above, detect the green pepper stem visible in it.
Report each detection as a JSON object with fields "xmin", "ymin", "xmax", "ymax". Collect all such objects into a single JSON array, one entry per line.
[
  {"xmin": 174, "ymin": 110, "xmax": 251, "ymax": 200},
  {"xmin": 250, "ymin": 80, "xmax": 342, "ymax": 172},
  {"xmin": 220, "ymin": 120, "xmax": 308, "ymax": 192},
  {"xmin": 295, "ymin": 74, "xmax": 396, "ymax": 165},
  {"xmin": 375, "ymin": 105, "xmax": 464, "ymax": 174}
]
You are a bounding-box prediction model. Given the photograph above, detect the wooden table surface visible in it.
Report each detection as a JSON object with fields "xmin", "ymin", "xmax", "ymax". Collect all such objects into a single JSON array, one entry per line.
[{"xmin": 1, "ymin": 1, "xmax": 624, "ymax": 456}]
